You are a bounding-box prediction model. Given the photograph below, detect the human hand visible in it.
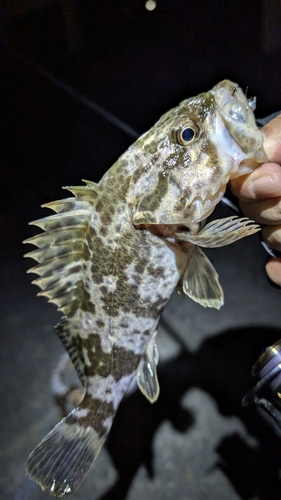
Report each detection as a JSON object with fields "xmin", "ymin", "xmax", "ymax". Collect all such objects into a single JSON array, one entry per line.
[{"xmin": 229, "ymin": 115, "xmax": 281, "ymax": 286}]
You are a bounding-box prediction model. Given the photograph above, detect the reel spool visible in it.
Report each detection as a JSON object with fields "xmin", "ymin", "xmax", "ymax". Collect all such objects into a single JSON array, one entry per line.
[{"xmin": 243, "ymin": 340, "xmax": 281, "ymax": 429}]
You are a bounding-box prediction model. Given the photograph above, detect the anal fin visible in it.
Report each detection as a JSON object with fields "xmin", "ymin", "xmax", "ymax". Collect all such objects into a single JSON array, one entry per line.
[{"xmin": 137, "ymin": 331, "xmax": 160, "ymax": 404}]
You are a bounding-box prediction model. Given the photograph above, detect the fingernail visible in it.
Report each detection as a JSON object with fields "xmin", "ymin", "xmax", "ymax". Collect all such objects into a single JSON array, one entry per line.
[{"xmin": 249, "ymin": 175, "xmax": 281, "ymax": 197}]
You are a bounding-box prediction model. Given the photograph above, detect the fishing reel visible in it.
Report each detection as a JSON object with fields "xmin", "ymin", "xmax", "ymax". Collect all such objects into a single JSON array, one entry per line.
[{"xmin": 243, "ymin": 340, "xmax": 281, "ymax": 430}]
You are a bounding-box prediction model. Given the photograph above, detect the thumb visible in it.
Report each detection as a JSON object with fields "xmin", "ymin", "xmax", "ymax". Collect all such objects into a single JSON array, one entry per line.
[{"xmin": 262, "ymin": 114, "xmax": 281, "ymax": 164}]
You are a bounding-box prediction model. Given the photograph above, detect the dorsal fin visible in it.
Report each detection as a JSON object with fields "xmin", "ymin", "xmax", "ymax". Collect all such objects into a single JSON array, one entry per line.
[{"xmin": 24, "ymin": 180, "xmax": 99, "ymax": 386}]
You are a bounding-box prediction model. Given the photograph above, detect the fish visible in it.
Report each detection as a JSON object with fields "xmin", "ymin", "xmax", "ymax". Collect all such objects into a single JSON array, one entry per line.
[{"xmin": 24, "ymin": 80, "xmax": 267, "ymax": 497}]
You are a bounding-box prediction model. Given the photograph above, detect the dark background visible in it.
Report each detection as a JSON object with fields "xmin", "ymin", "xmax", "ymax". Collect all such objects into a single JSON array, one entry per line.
[
  {"xmin": 1, "ymin": 0, "xmax": 281, "ymax": 256},
  {"xmin": 1, "ymin": 1, "xmax": 281, "ymax": 499}
]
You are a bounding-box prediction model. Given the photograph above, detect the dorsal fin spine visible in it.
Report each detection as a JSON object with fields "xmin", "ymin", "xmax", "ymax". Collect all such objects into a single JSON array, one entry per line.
[
  {"xmin": 24, "ymin": 181, "xmax": 99, "ymax": 388},
  {"xmin": 24, "ymin": 183, "xmax": 97, "ymax": 315}
]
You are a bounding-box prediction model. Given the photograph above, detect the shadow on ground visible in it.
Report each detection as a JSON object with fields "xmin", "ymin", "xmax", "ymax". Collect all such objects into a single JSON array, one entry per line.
[{"xmin": 46, "ymin": 326, "xmax": 281, "ymax": 500}]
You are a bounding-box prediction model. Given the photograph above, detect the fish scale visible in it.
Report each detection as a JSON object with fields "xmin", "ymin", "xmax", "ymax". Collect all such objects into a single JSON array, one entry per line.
[{"xmin": 25, "ymin": 80, "xmax": 266, "ymax": 497}]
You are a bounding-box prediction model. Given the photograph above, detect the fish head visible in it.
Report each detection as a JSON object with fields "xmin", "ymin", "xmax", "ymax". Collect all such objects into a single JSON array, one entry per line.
[{"xmin": 128, "ymin": 79, "xmax": 267, "ymax": 231}]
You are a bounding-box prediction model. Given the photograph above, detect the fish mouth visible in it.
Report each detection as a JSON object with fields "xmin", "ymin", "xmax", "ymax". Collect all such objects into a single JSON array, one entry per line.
[{"xmin": 211, "ymin": 80, "xmax": 267, "ymax": 162}]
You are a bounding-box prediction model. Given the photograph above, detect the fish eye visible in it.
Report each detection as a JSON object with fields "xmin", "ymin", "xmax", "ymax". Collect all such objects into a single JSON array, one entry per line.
[{"xmin": 177, "ymin": 127, "xmax": 196, "ymax": 145}]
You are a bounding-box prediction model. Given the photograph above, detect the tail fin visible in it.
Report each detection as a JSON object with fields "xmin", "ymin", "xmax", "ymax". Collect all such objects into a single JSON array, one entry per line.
[{"xmin": 26, "ymin": 407, "xmax": 107, "ymax": 497}]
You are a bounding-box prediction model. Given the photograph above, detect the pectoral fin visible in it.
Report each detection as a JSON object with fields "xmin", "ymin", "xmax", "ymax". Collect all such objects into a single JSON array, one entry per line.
[
  {"xmin": 182, "ymin": 246, "xmax": 224, "ymax": 310},
  {"xmin": 176, "ymin": 216, "xmax": 260, "ymax": 248},
  {"xmin": 137, "ymin": 332, "xmax": 160, "ymax": 404}
]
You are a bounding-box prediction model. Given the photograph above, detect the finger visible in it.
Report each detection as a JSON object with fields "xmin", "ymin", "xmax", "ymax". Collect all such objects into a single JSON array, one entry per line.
[
  {"xmin": 262, "ymin": 115, "xmax": 281, "ymax": 164},
  {"xmin": 239, "ymin": 197, "xmax": 281, "ymax": 224},
  {"xmin": 229, "ymin": 163, "xmax": 281, "ymax": 202},
  {"xmin": 261, "ymin": 224, "xmax": 281, "ymax": 252},
  {"xmin": 265, "ymin": 257, "xmax": 281, "ymax": 287}
]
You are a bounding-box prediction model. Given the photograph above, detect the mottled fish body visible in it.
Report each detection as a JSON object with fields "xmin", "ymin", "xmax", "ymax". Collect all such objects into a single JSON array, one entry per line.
[{"xmin": 25, "ymin": 80, "xmax": 266, "ymax": 496}]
